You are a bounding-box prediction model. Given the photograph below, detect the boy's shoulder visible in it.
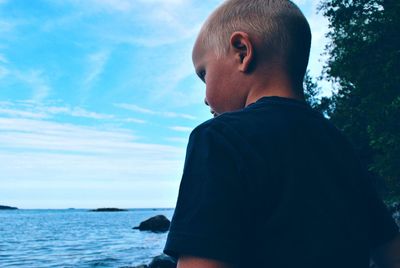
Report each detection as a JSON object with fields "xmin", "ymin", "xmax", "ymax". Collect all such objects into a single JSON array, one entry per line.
[
  {"xmin": 190, "ymin": 96, "xmax": 326, "ymax": 138},
  {"xmin": 189, "ymin": 108, "xmax": 249, "ymax": 140}
]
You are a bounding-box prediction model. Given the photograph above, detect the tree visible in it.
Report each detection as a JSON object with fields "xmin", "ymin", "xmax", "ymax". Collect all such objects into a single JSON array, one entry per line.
[
  {"xmin": 319, "ymin": 0, "xmax": 400, "ymax": 199},
  {"xmin": 303, "ymin": 70, "xmax": 333, "ymax": 116},
  {"xmin": 304, "ymin": 70, "xmax": 320, "ymax": 108}
]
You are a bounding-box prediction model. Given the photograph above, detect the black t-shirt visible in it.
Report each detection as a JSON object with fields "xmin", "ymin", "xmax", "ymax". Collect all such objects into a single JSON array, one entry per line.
[{"xmin": 164, "ymin": 96, "xmax": 398, "ymax": 267}]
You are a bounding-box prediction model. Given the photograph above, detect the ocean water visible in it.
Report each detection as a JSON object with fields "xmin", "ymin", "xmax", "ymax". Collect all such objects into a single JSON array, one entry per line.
[{"xmin": 0, "ymin": 209, "xmax": 174, "ymax": 268}]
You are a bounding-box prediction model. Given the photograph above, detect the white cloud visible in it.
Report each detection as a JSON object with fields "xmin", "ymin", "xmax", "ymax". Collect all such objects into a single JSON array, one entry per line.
[
  {"xmin": 65, "ymin": 0, "xmax": 135, "ymax": 13},
  {"xmin": 0, "ymin": 20, "xmax": 14, "ymax": 32},
  {"xmin": 0, "ymin": 66, "xmax": 9, "ymax": 79},
  {"xmin": 0, "ymin": 116, "xmax": 185, "ymax": 208},
  {"xmin": 166, "ymin": 137, "xmax": 188, "ymax": 143},
  {"xmin": 137, "ymin": 0, "xmax": 185, "ymax": 4},
  {"xmin": 82, "ymin": 0, "xmax": 187, "ymax": 14},
  {"xmin": 115, "ymin": 103, "xmax": 197, "ymax": 120},
  {"xmin": 0, "ymin": 55, "xmax": 10, "ymax": 79},
  {"xmin": 41, "ymin": 12, "xmax": 84, "ymax": 32},
  {"xmin": 0, "ymin": 101, "xmax": 149, "ymax": 124},
  {"xmin": 148, "ymin": 40, "xmax": 203, "ymax": 107},
  {"xmin": 0, "ymin": 117, "xmax": 183, "ymax": 155},
  {"xmin": 0, "ymin": 117, "xmax": 185, "ymax": 162},
  {"xmin": 47, "ymin": 106, "xmax": 114, "ymax": 120},
  {"xmin": 0, "ymin": 101, "xmax": 13, "ymax": 106},
  {"xmin": 14, "ymin": 70, "xmax": 51, "ymax": 101},
  {"xmin": 164, "ymin": 112, "xmax": 196, "ymax": 120},
  {"xmin": 83, "ymin": 50, "xmax": 110, "ymax": 89},
  {"xmin": 90, "ymin": 0, "xmax": 134, "ymax": 12},
  {"xmin": 169, "ymin": 126, "xmax": 193, "ymax": 132},
  {"xmin": 0, "ymin": 108, "xmax": 48, "ymax": 119},
  {"xmin": 0, "ymin": 54, "xmax": 8, "ymax": 63},
  {"xmin": 121, "ymin": 118, "xmax": 147, "ymax": 124},
  {"xmin": 46, "ymin": 0, "xmax": 204, "ymax": 47},
  {"xmin": 115, "ymin": 103, "xmax": 156, "ymax": 114}
]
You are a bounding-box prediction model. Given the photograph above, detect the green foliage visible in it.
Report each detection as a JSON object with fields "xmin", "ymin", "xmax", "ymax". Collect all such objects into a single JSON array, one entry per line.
[
  {"xmin": 319, "ymin": 0, "xmax": 400, "ymax": 199},
  {"xmin": 303, "ymin": 70, "xmax": 320, "ymax": 106},
  {"xmin": 303, "ymin": 70, "xmax": 333, "ymax": 116}
]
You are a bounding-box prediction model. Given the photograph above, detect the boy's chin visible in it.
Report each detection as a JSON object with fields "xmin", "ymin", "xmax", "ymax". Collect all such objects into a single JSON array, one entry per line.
[{"xmin": 210, "ymin": 110, "xmax": 219, "ymax": 118}]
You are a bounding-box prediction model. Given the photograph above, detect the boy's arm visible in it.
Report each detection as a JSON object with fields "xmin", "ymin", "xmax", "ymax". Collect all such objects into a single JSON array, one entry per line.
[
  {"xmin": 372, "ymin": 233, "xmax": 400, "ymax": 268},
  {"xmin": 163, "ymin": 123, "xmax": 242, "ymax": 264},
  {"xmin": 177, "ymin": 256, "xmax": 233, "ymax": 268}
]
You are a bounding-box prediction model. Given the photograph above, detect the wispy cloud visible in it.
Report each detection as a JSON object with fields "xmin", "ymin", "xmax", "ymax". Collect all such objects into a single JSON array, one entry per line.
[
  {"xmin": 121, "ymin": 118, "xmax": 147, "ymax": 124},
  {"xmin": 115, "ymin": 103, "xmax": 197, "ymax": 120},
  {"xmin": 0, "ymin": 54, "xmax": 8, "ymax": 63},
  {"xmin": 169, "ymin": 126, "xmax": 193, "ymax": 132},
  {"xmin": 115, "ymin": 103, "xmax": 156, "ymax": 114},
  {"xmin": 147, "ymin": 40, "xmax": 204, "ymax": 107},
  {"xmin": 14, "ymin": 70, "xmax": 51, "ymax": 102},
  {"xmin": 0, "ymin": 101, "xmax": 147, "ymax": 123},
  {"xmin": 0, "ymin": 116, "xmax": 185, "ymax": 208},
  {"xmin": 0, "ymin": 108, "xmax": 48, "ymax": 119},
  {"xmin": 0, "ymin": 66, "xmax": 9, "ymax": 79},
  {"xmin": 0, "ymin": 117, "xmax": 139, "ymax": 153},
  {"xmin": 166, "ymin": 137, "xmax": 188, "ymax": 143},
  {"xmin": 91, "ymin": 0, "xmax": 134, "ymax": 12},
  {"xmin": 46, "ymin": 0, "xmax": 205, "ymax": 47},
  {"xmin": 45, "ymin": 106, "xmax": 114, "ymax": 120},
  {"xmin": 0, "ymin": 19, "xmax": 16, "ymax": 33},
  {"xmin": 65, "ymin": 0, "xmax": 135, "ymax": 13},
  {"xmin": 164, "ymin": 112, "xmax": 196, "ymax": 120},
  {"xmin": 0, "ymin": 116, "xmax": 184, "ymax": 161},
  {"xmin": 83, "ymin": 50, "xmax": 110, "ymax": 89}
]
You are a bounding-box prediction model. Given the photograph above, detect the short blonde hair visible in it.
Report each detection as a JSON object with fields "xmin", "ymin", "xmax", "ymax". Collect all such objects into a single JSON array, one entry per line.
[{"xmin": 200, "ymin": 0, "xmax": 311, "ymax": 88}]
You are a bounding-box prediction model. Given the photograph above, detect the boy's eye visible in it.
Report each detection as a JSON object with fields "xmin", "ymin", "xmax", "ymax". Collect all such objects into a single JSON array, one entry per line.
[{"xmin": 199, "ymin": 70, "xmax": 206, "ymax": 83}]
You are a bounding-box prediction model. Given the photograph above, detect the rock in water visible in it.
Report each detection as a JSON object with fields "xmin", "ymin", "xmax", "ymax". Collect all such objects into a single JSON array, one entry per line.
[
  {"xmin": 148, "ymin": 254, "xmax": 176, "ymax": 268},
  {"xmin": 0, "ymin": 205, "xmax": 18, "ymax": 210},
  {"xmin": 133, "ymin": 215, "xmax": 170, "ymax": 232},
  {"xmin": 90, "ymin": 208, "xmax": 128, "ymax": 212}
]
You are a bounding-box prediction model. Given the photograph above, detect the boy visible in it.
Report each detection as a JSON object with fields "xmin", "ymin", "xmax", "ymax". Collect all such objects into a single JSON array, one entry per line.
[{"xmin": 163, "ymin": 0, "xmax": 400, "ymax": 267}]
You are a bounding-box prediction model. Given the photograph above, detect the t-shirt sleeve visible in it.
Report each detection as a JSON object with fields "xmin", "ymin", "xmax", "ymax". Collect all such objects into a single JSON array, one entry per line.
[
  {"xmin": 366, "ymin": 177, "xmax": 399, "ymax": 252},
  {"xmin": 163, "ymin": 122, "xmax": 243, "ymax": 263},
  {"xmin": 343, "ymin": 137, "xmax": 399, "ymax": 252}
]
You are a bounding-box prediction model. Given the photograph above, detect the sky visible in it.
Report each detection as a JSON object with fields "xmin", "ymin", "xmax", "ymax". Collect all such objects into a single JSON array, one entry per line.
[{"xmin": 0, "ymin": 0, "xmax": 330, "ymax": 209}]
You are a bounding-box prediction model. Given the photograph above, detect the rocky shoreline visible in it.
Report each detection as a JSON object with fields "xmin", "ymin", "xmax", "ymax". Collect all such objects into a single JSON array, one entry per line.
[
  {"xmin": 0, "ymin": 205, "xmax": 18, "ymax": 210},
  {"xmin": 130, "ymin": 254, "xmax": 176, "ymax": 268},
  {"xmin": 130, "ymin": 216, "xmax": 176, "ymax": 268},
  {"xmin": 133, "ymin": 215, "xmax": 170, "ymax": 232},
  {"xmin": 2, "ymin": 202, "xmax": 397, "ymax": 268},
  {"xmin": 89, "ymin": 208, "xmax": 128, "ymax": 212},
  {"xmin": 130, "ymin": 203, "xmax": 400, "ymax": 268}
]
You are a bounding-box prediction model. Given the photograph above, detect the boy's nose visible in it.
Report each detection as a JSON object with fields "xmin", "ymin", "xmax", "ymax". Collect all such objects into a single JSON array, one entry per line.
[{"xmin": 204, "ymin": 99, "xmax": 209, "ymax": 106}]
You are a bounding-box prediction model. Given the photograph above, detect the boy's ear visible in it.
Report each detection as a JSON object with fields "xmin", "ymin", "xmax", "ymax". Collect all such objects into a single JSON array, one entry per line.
[{"xmin": 229, "ymin": 31, "xmax": 254, "ymax": 73}]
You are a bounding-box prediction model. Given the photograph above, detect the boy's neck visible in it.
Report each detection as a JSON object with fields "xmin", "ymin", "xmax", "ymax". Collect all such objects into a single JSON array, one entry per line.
[
  {"xmin": 244, "ymin": 73, "xmax": 304, "ymax": 107},
  {"xmin": 245, "ymin": 90, "xmax": 304, "ymax": 108}
]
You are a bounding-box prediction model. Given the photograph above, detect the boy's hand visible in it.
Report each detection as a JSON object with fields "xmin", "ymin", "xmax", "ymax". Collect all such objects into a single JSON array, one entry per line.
[{"xmin": 178, "ymin": 256, "xmax": 233, "ymax": 268}]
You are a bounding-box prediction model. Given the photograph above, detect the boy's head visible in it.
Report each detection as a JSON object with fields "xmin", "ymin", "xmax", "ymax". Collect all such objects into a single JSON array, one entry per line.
[{"xmin": 193, "ymin": 0, "xmax": 311, "ymax": 116}]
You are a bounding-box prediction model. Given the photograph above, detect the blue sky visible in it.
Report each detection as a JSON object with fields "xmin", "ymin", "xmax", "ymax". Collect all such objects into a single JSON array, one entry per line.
[{"xmin": 0, "ymin": 0, "xmax": 329, "ymax": 209}]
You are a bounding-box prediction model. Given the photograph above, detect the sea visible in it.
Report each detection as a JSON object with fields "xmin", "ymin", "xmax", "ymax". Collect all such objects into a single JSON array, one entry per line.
[{"xmin": 0, "ymin": 208, "xmax": 175, "ymax": 268}]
